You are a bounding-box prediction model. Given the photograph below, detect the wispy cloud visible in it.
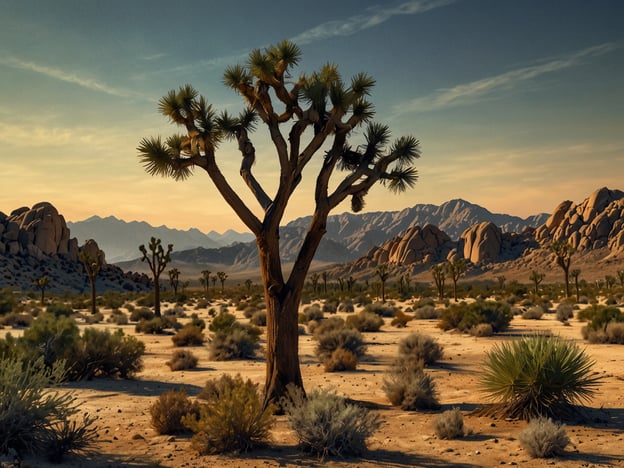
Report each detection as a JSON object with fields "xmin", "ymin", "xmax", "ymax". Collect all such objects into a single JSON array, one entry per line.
[
  {"xmin": 291, "ymin": 0, "xmax": 456, "ymax": 44},
  {"xmin": 0, "ymin": 55, "xmax": 136, "ymax": 98},
  {"xmin": 397, "ymin": 42, "xmax": 620, "ymax": 114}
]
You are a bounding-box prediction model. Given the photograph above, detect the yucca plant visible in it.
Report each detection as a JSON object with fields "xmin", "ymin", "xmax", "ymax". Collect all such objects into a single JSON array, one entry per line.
[{"xmin": 479, "ymin": 334, "xmax": 601, "ymax": 419}]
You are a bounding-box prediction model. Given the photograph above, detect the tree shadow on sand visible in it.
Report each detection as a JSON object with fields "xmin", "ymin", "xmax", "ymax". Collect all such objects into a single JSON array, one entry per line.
[{"xmin": 63, "ymin": 377, "xmax": 204, "ymax": 397}]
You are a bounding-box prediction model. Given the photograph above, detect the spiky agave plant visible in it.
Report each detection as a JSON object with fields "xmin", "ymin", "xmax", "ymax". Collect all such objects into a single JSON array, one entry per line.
[{"xmin": 479, "ymin": 334, "xmax": 601, "ymax": 420}]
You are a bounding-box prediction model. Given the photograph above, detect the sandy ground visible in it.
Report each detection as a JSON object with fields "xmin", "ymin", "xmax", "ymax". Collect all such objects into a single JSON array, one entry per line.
[{"xmin": 5, "ymin": 299, "xmax": 624, "ymax": 468}]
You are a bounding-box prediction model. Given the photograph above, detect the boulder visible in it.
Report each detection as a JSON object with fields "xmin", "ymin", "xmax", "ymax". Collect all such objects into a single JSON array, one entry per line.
[{"xmin": 461, "ymin": 221, "xmax": 502, "ymax": 263}]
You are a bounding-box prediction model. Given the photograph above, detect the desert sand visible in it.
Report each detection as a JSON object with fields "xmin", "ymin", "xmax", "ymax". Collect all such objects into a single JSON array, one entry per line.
[{"xmin": 5, "ymin": 298, "xmax": 624, "ymax": 468}]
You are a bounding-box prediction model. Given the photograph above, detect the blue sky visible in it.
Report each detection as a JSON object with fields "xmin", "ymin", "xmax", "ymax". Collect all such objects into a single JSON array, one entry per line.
[{"xmin": 1, "ymin": 0, "xmax": 622, "ymax": 233}]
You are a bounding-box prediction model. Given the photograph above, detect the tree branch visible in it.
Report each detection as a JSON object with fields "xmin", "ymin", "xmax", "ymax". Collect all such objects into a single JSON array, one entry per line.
[{"xmin": 235, "ymin": 127, "xmax": 272, "ymax": 210}]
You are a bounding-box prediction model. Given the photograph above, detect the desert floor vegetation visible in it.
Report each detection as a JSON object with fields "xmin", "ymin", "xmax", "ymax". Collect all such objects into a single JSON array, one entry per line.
[{"xmin": 0, "ymin": 290, "xmax": 623, "ymax": 467}]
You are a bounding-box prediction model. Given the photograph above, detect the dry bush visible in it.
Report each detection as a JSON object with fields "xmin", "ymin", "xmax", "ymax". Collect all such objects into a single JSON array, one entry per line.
[
  {"xmin": 314, "ymin": 327, "xmax": 366, "ymax": 363},
  {"xmin": 391, "ymin": 310, "xmax": 413, "ymax": 328},
  {"xmin": 243, "ymin": 306, "xmax": 258, "ymax": 319},
  {"xmin": 469, "ymin": 323, "xmax": 494, "ymax": 337},
  {"xmin": 299, "ymin": 305, "xmax": 324, "ymax": 323},
  {"xmin": 209, "ymin": 327, "xmax": 260, "ymax": 361},
  {"xmin": 383, "ymin": 364, "xmax": 439, "ymax": 410},
  {"xmin": 249, "ymin": 310, "xmax": 267, "ymax": 327},
  {"xmin": 555, "ymin": 303, "xmax": 574, "ymax": 322},
  {"xmin": 345, "ymin": 310, "xmax": 384, "ymax": 332},
  {"xmin": 171, "ymin": 324, "xmax": 205, "ymax": 347},
  {"xmin": 150, "ymin": 388, "xmax": 199, "ymax": 435},
  {"xmin": 434, "ymin": 407, "xmax": 465, "ymax": 439},
  {"xmin": 364, "ymin": 302, "xmax": 397, "ymax": 317},
  {"xmin": 323, "ymin": 348, "xmax": 358, "ymax": 372},
  {"xmin": 312, "ymin": 316, "xmax": 345, "ymax": 338},
  {"xmin": 522, "ymin": 306, "xmax": 544, "ymax": 320},
  {"xmin": 518, "ymin": 417, "xmax": 569, "ymax": 458},
  {"xmin": 183, "ymin": 374, "xmax": 274, "ymax": 454},
  {"xmin": 282, "ymin": 385, "xmax": 380, "ymax": 459},
  {"xmin": 412, "ymin": 305, "xmax": 439, "ymax": 320},
  {"xmin": 398, "ymin": 333, "xmax": 443, "ymax": 366},
  {"xmin": 167, "ymin": 350, "xmax": 199, "ymax": 371}
]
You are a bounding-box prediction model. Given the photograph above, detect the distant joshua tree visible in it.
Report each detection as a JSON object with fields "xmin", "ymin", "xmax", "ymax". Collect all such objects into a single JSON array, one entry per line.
[
  {"xmin": 551, "ymin": 240, "xmax": 575, "ymax": 298},
  {"xmin": 79, "ymin": 241, "xmax": 105, "ymax": 314},
  {"xmin": 34, "ymin": 275, "xmax": 50, "ymax": 305},
  {"xmin": 376, "ymin": 264, "xmax": 390, "ymax": 302},
  {"xmin": 321, "ymin": 271, "xmax": 329, "ymax": 294},
  {"xmin": 217, "ymin": 271, "xmax": 228, "ymax": 293},
  {"xmin": 447, "ymin": 259, "xmax": 466, "ymax": 302},
  {"xmin": 618, "ymin": 270, "xmax": 624, "ymax": 287},
  {"xmin": 200, "ymin": 270, "xmax": 211, "ymax": 296},
  {"xmin": 570, "ymin": 269, "xmax": 581, "ymax": 303},
  {"xmin": 431, "ymin": 264, "xmax": 445, "ymax": 301},
  {"xmin": 310, "ymin": 273, "xmax": 320, "ymax": 294},
  {"xmin": 168, "ymin": 268, "xmax": 181, "ymax": 298},
  {"xmin": 139, "ymin": 237, "xmax": 173, "ymax": 317},
  {"xmin": 244, "ymin": 279, "xmax": 253, "ymax": 294},
  {"xmin": 529, "ymin": 270, "xmax": 545, "ymax": 296},
  {"xmin": 497, "ymin": 275, "xmax": 506, "ymax": 291}
]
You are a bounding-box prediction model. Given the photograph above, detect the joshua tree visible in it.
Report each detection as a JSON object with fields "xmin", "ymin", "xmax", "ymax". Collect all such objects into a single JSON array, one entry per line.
[
  {"xmin": 529, "ymin": 270, "xmax": 545, "ymax": 296},
  {"xmin": 605, "ymin": 275, "xmax": 616, "ymax": 290},
  {"xmin": 217, "ymin": 271, "xmax": 228, "ymax": 293},
  {"xmin": 211, "ymin": 276, "xmax": 217, "ymax": 289},
  {"xmin": 447, "ymin": 259, "xmax": 466, "ymax": 302},
  {"xmin": 137, "ymin": 41, "xmax": 420, "ymax": 405},
  {"xmin": 431, "ymin": 264, "xmax": 445, "ymax": 301},
  {"xmin": 139, "ymin": 237, "xmax": 173, "ymax": 317},
  {"xmin": 78, "ymin": 240, "xmax": 105, "ymax": 314},
  {"xmin": 34, "ymin": 275, "xmax": 50, "ymax": 305},
  {"xmin": 570, "ymin": 269, "xmax": 581, "ymax": 303},
  {"xmin": 497, "ymin": 275, "xmax": 506, "ymax": 291},
  {"xmin": 347, "ymin": 276, "xmax": 356, "ymax": 293},
  {"xmin": 244, "ymin": 279, "xmax": 253, "ymax": 294},
  {"xmin": 376, "ymin": 264, "xmax": 390, "ymax": 302},
  {"xmin": 321, "ymin": 271, "xmax": 328, "ymax": 295},
  {"xmin": 617, "ymin": 270, "xmax": 624, "ymax": 287},
  {"xmin": 200, "ymin": 270, "xmax": 211, "ymax": 296},
  {"xmin": 168, "ymin": 268, "xmax": 180, "ymax": 299},
  {"xmin": 310, "ymin": 273, "xmax": 320, "ymax": 294},
  {"xmin": 551, "ymin": 240, "xmax": 575, "ymax": 298}
]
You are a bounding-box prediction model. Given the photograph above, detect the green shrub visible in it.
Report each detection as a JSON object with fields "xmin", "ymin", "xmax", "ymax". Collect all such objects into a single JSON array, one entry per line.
[
  {"xmin": 282, "ymin": 385, "xmax": 380, "ymax": 459},
  {"xmin": 518, "ymin": 417, "xmax": 569, "ymax": 458},
  {"xmin": 69, "ymin": 328, "xmax": 145, "ymax": 379},
  {"xmin": 398, "ymin": 333, "xmax": 443, "ymax": 366},
  {"xmin": 150, "ymin": 388, "xmax": 200, "ymax": 434},
  {"xmin": 46, "ymin": 302, "xmax": 74, "ymax": 317},
  {"xmin": 438, "ymin": 301, "xmax": 512, "ymax": 333},
  {"xmin": 578, "ymin": 305, "xmax": 624, "ymax": 331},
  {"xmin": 182, "ymin": 374, "xmax": 274, "ymax": 454},
  {"xmin": 434, "ymin": 407, "xmax": 465, "ymax": 439},
  {"xmin": 479, "ymin": 334, "xmax": 601, "ymax": 419},
  {"xmin": 171, "ymin": 324, "xmax": 205, "ymax": 346},
  {"xmin": 0, "ymin": 312, "xmax": 33, "ymax": 328},
  {"xmin": 129, "ymin": 306, "xmax": 154, "ymax": 322},
  {"xmin": 314, "ymin": 327, "xmax": 366, "ymax": 362},
  {"xmin": 0, "ymin": 287, "xmax": 16, "ymax": 314},
  {"xmin": 0, "ymin": 357, "xmax": 97, "ymax": 460},
  {"xmin": 84, "ymin": 311, "xmax": 104, "ymax": 324},
  {"xmin": 108, "ymin": 309, "xmax": 129, "ymax": 325},
  {"xmin": 583, "ymin": 321, "xmax": 624, "ymax": 344},
  {"xmin": 346, "ymin": 310, "xmax": 384, "ymax": 332},
  {"xmin": 208, "ymin": 311, "xmax": 237, "ymax": 332},
  {"xmin": 21, "ymin": 313, "xmax": 80, "ymax": 367},
  {"xmin": 167, "ymin": 350, "xmax": 199, "ymax": 371},
  {"xmin": 209, "ymin": 327, "xmax": 260, "ymax": 361}
]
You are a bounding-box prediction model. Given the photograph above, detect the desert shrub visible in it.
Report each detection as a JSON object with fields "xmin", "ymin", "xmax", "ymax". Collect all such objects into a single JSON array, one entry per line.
[
  {"xmin": 522, "ymin": 306, "xmax": 544, "ymax": 320},
  {"xmin": 364, "ymin": 302, "xmax": 397, "ymax": 317},
  {"xmin": 282, "ymin": 385, "xmax": 380, "ymax": 459},
  {"xmin": 338, "ymin": 300, "xmax": 354, "ymax": 312},
  {"xmin": 208, "ymin": 312, "xmax": 237, "ymax": 332},
  {"xmin": 0, "ymin": 312, "xmax": 33, "ymax": 328},
  {"xmin": 172, "ymin": 324, "xmax": 205, "ymax": 346},
  {"xmin": 188, "ymin": 313, "xmax": 206, "ymax": 330},
  {"xmin": 108, "ymin": 309, "xmax": 128, "ymax": 325},
  {"xmin": 346, "ymin": 310, "xmax": 384, "ymax": 332},
  {"xmin": 182, "ymin": 374, "xmax": 274, "ymax": 454},
  {"xmin": 130, "ymin": 307, "xmax": 154, "ymax": 322},
  {"xmin": 167, "ymin": 350, "xmax": 199, "ymax": 371},
  {"xmin": 469, "ymin": 323, "xmax": 494, "ymax": 337},
  {"xmin": 300, "ymin": 305, "xmax": 324, "ymax": 323},
  {"xmin": 322, "ymin": 300, "xmax": 338, "ymax": 314},
  {"xmin": 314, "ymin": 327, "xmax": 366, "ymax": 363},
  {"xmin": 583, "ymin": 321, "xmax": 624, "ymax": 344},
  {"xmin": 311, "ymin": 316, "xmax": 345, "ymax": 338},
  {"xmin": 243, "ymin": 305, "xmax": 258, "ymax": 319},
  {"xmin": 518, "ymin": 417, "xmax": 570, "ymax": 458},
  {"xmin": 323, "ymin": 348, "xmax": 358, "ymax": 372},
  {"xmin": 578, "ymin": 305, "xmax": 624, "ymax": 331},
  {"xmin": 150, "ymin": 388, "xmax": 200, "ymax": 435},
  {"xmin": 412, "ymin": 305, "xmax": 438, "ymax": 319},
  {"xmin": 555, "ymin": 303, "xmax": 575, "ymax": 322},
  {"xmin": 479, "ymin": 334, "xmax": 601, "ymax": 419},
  {"xmin": 0, "ymin": 357, "xmax": 97, "ymax": 461},
  {"xmin": 439, "ymin": 301, "xmax": 512, "ymax": 333},
  {"xmin": 135, "ymin": 316, "xmax": 180, "ymax": 334},
  {"xmin": 390, "ymin": 310, "xmax": 412, "ymax": 328},
  {"xmin": 398, "ymin": 333, "xmax": 443, "ymax": 366},
  {"xmin": 0, "ymin": 287, "xmax": 16, "ymax": 314},
  {"xmin": 20, "ymin": 312, "xmax": 80, "ymax": 367},
  {"xmin": 46, "ymin": 302, "xmax": 74, "ymax": 317},
  {"xmin": 209, "ymin": 327, "xmax": 260, "ymax": 361},
  {"xmin": 249, "ymin": 310, "xmax": 267, "ymax": 326},
  {"xmin": 69, "ymin": 328, "xmax": 145, "ymax": 379},
  {"xmin": 84, "ymin": 311, "xmax": 104, "ymax": 324},
  {"xmin": 383, "ymin": 363, "xmax": 439, "ymax": 410},
  {"xmin": 434, "ymin": 407, "xmax": 465, "ymax": 439}
]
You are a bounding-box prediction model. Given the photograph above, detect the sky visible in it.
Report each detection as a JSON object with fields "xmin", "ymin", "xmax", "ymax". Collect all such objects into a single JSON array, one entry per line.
[{"xmin": 1, "ymin": 0, "xmax": 622, "ymax": 233}]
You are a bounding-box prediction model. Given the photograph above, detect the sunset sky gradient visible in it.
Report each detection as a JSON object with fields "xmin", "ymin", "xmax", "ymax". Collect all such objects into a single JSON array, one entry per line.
[{"xmin": 1, "ymin": 0, "xmax": 622, "ymax": 232}]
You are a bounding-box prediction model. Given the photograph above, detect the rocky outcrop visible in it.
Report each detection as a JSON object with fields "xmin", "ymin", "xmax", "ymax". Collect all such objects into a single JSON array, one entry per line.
[
  {"xmin": 461, "ymin": 222, "xmax": 503, "ymax": 264},
  {"xmin": 0, "ymin": 202, "xmax": 78, "ymax": 261},
  {"xmin": 0, "ymin": 203, "xmax": 150, "ymax": 293},
  {"xmin": 535, "ymin": 187, "xmax": 624, "ymax": 254}
]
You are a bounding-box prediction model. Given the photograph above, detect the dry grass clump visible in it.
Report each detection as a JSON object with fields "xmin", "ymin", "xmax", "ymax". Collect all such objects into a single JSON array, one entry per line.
[
  {"xmin": 323, "ymin": 348, "xmax": 358, "ymax": 372},
  {"xmin": 249, "ymin": 310, "xmax": 267, "ymax": 326},
  {"xmin": 433, "ymin": 407, "xmax": 465, "ymax": 439},
  {"xmin": 412, "ymin": 305, "xmax": 439, "ymax": 319},
  {"xmin": 171, "ymin": 324, "xmax": 205, "ymax": 346},
  {"xmin": 167, "ymin": 350, "xmax": 199, "ymax": 371},
  {"xmin": 383, "ymin": 362, "xmax": 439, "ymax": 410},
  {"xmin": 183, "ymin": 374, "xmax": 274, "ymax": 454},
  {"xmin": 398, "ymin": 332, "xmax": 443, "ymax": 366},
  {"xmin": 282, "ymin": 385, "xmax": 380, "ymax": 459},
  {"xmin": 149, "ymin": 388, "xmax": 200, "ymax": 435},
  {"xmin": 555, "ymin": 303, "xmax": 575, "ymax": 322},
  {"xmin": 299, "ymin": 304, "xmax": 324, "ymax": 324},
  {"xmin": 207, "ymin": 312, "xmax": 261, "ymax": 361},
  {"xmin": 518, "ymin": 417, "xmax": 570, "ymax": 458},
  {"xmin": 469, "ymin": 323, "xmax": 493, "ymax": 337},
  {"xmin": 364, "ymin": 302, "xmax": 397, "ymax": 317},
  {"xmin": 390, "ymin": 310, "xmax": 413, "ymax": 328}
]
